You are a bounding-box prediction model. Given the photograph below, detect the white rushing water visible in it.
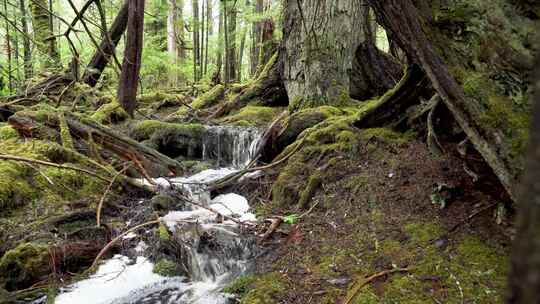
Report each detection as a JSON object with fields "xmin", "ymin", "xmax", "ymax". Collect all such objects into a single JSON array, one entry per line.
[{"xmin": 54, "ymin": 127, "xmax": 261, "ymax": 304}]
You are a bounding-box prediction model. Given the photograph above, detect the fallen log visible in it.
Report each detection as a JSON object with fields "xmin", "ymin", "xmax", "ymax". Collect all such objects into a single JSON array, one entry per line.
[{"xmin": 8, "ymin": 111, "xmax": 183, "ymax": 177}]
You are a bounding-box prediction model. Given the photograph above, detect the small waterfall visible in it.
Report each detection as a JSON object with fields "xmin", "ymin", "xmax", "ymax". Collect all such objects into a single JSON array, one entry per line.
[
  {"xmin": 54, "ymin": 126, "xmax": 262, "ymax": 304},
  {"xmin": 202, "ymin": 126, "xmax": 261, "ymax": 168}
]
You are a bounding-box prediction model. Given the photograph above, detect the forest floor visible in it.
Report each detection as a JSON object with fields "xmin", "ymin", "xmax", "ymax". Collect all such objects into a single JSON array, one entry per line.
[
  {"xmin": 227, "ymin": 125, "xmax": 513, "ymax": 304},
  {"xmin": 0, "ymin": 83, "xmax": 514, "ymax": 304}
]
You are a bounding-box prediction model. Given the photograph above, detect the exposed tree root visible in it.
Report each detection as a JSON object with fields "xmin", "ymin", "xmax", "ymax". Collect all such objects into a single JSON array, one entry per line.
[
  {"xmin": 354, "ymin": 64, "xmax": 431, "ymax": 129},
  {"xmin": 367, "ymin": 0, "xmax": 519, "ymax": 201}
]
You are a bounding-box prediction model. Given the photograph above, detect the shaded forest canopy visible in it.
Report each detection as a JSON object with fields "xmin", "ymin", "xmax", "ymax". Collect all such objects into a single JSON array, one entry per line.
[{"xmin": 0, "ymin": 0, "xmax": 538, "ymax": 303}]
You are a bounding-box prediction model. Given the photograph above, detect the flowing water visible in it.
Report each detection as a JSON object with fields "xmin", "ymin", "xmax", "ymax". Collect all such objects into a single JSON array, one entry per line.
[{"xmin": 53, "ymin": 126, "xmax": 262, "ymax": 304}]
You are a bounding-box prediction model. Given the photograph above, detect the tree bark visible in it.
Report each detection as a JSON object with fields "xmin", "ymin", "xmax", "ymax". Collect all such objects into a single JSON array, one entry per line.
[
  {"xmin": 225, "ymin": 0, "xmax": 237, "ymax": 83},
  {"xmin": 30, "ymin": 0, "xmax": 60, "ymax": 69},
  {"xmin": 19, "ymin": 0, "xmax": 32, "ymax": 80},
  {"xmin": 192, "ymin": 0, "xmax": 199, "ymax": 82},
  {"xmin": 82, "ymin": 0, "xmax": 129, "ymax": 87},
  {"xmin": 508, "ymin": 52, "xmax": 540, "ymax": 303},
  {"xmin": 3, "ymin": 0, "xmax": 13, "ymax": 93},
  {"xmin": 117, "ymin": 0, "xmax": 145, "ymax": 117},
  {"xmin": 350, "ymin": 41, "xmax": 403, "ymax": 101},
  {"xmin": 250, "ymin": 0, "xmax": 263, "ymax": 76},
  {"xmin": 167, "ymin": 0, "xmax": 180, "ymax": 85},
  {"xmin": 282, "ymin": 0, "xmax": 366, "ymax": 111}
]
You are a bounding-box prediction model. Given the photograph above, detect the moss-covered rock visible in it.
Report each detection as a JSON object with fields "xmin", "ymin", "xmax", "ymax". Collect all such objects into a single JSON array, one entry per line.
[
  {"xmin": 0, "ymin": 243, "xmax": 51, "ymax": 291},
  {"xmin": 151, "ymin": 194, "xmax": 178, "ymax": 213},
  {"xmin": 91, "ymin": 100, "xmax": 129, "ymax": 124},
  {"xmin": 0, "ymin": 125, "xmax": 18, "ymax": 140},
  {"xmin": 153, "ymin": 259, "xmax": 180, "ymax": 277},
  {"xmin": 224, "ymin": 273, "xmax": 286, "ymax": 304}
]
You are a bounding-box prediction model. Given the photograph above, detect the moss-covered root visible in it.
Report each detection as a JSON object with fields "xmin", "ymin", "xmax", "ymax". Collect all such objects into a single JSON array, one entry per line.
[
  {"xmin": 191, "ymin": 84, "xmax": 225, "ymax": 109},
  {"xmin": 0, "ymin": 243, "xmax": 51, "ymax": 291},
  {"xmin": 297, "ymin": 172, "xmax": 323, "ymax": 210}
]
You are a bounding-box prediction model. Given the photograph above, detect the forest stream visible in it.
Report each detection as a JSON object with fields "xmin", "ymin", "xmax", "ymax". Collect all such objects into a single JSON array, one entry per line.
[
  {"xmin": 48, "ymin": 126, "xmax": 261, "ymax": 304},
  {"xmin": 0, "ymin": 0, "xmax": 539, "ymax": 303}
]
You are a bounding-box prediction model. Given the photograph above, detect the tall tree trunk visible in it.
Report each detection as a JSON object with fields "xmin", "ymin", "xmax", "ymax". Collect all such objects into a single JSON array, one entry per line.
[
  {"xmin": 19, "ymin": 0, "xmax": 32, "ymax": 80},
  {"xmin": 117, "ymin": 0, "xmax": 145, "ymax": 117},
  {"xmin": 3, "ymin": 0, "xmax": 13, "ymax": 93},
  {"xmin": 214, "ymin": 0, "xmax": 224, "ymax": 84},
  {"xmin": 223, "ymin": 0, "xmax": 229, "ymax": 85},
  {"xmin": 167, "ymin": 0, "xmax": 181, "ymax": 85},
  {"xmin": 200, "ymin": 0, "xmax": 205, "ymax": 79},
  {"xmin": 82, "ymin": 0, "xmax": 129, "ymax": 87},
  {"xmin": 282, "ymin": 0, "xmax": 366, "ymax": 111},
  {"xmin": 30, "ymin": 0, "xmax": 60, "ymax": 69},
  {"xmin": 508, "ymin": 52, "xmax": 540, "ymax": 304},
  {"xmin": 250, "ymin": 0, "xmax": 263, "ymax": 76},
  {"xmin": 204, "ymin": 0, "xmax": 210, "ymax": 76},
  {"xmin": 225, "ymin": 0, "xmax": 237, "ymax": 83},
  {"xmin": 192, "ymin": 0, "xmax": 199, "ymax": 82},
  {"xmin": 238, "ymin": 18, "xmax": 247, "ymax": 81}
]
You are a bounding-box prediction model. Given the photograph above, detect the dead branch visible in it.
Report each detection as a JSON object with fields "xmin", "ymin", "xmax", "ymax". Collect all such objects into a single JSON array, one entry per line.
[{"xmin": 344, "ymin": 268, "xmax": 411, "ymax": 304}]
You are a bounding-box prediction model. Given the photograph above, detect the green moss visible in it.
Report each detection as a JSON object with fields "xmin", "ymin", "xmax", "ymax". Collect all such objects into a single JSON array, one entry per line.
[
  {"xmin": 223, "ymin": 275, "xmax": 256, "ymax": 295},
  {"xmin": 191, "ymin": 84, "xmax": 225, "ymax": 109},
  {"xmin": 130, "ymin": 120, "xmax": 205, "ymax": 141},
  {"xmin": 0, "ymin": 243, "xmax": 50, "ymax": 291},
  {"xmin": 159, "ymin": 223, "xmax": 170, "ymax": 241},
  {"xmin": 221, "ymin": 106, "xmax": 282, "ymax": 127},
  {"xmin": 91, "ymin": 101, "xmax": 129, "ymax": 124},
  {"xmin": 360, "ymin": 128, "xmax": 414, "ymax": 146},
  {"xmin": 58, "ymin": 112, "xmax": 74, "ymax": 150},
  {"xmin": 404, "ymin": 222, "xmax": 444, "ymax": 243},
  {"xmin": 0, "ymin": 125, "xmax": 18, "ymax": 140},
  {"xmin": 153, "ymin": 259, "xmax": 179, "ymax": 277},
  {"xmin": 237, "ymin": 273, "xmax": 286, "ymax": 304}
]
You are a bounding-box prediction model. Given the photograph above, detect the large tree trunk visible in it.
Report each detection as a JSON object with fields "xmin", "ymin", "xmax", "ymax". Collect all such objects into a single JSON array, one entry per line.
[
  {"xmin": 282, "ymin": 0, "xmax": 366, "ymax": 111},
  {"xmin": 192, "ymin": 0, "xmax": 200, "ymax": 82},
  {"xmin": 117, "ymin": 0, "xmax": 145, "ymax": 117},
  {"xmin": 30, "ymin": 0, "xmax": 60, "ymax": 69},
  {"xmin": 250, "ymin": 0, "xmax": 263, "ymax": 76},
  {"xmin": 167, "ymin": 0, "xmax": 178, "ymax": 84},
  {"xmin": 19, "ymin": 0, "xmax": 32, "ymax": 80},
  {"xmin": 367, "ymin": 0, "xmax": 537, "ymax": 201},
  {"xmin": 508, "ymin": 52, "xmax": 540, "ymax": 304},
  {"xmin": 82, "ymin": 0, "xmax": 129, "ymax": 87},
  {"xmin": 225, "ymin": 0, "xmax": 237, "ymax": 83}
]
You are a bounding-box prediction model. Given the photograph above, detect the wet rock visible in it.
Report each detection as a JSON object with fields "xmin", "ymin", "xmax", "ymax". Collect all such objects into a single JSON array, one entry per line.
[
  {"xmin": 151, "ymin": 194, "xmax": 179, "ymax": 213},
  {"xmin": 0, "ymin": 243, "xmax": 50, "ymax": 291}
]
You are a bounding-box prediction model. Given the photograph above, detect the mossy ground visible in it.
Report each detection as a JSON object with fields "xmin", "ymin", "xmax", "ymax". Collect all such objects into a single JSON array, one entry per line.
[{"xmin": 231, "ymin": 110, "xmax": 512, "ymax": 303}]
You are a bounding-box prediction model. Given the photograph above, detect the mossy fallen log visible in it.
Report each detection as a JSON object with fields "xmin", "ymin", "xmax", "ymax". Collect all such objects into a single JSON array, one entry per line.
[{"xmin": 8, "ymin": 111, "xmax": 183, "ymax": 177}]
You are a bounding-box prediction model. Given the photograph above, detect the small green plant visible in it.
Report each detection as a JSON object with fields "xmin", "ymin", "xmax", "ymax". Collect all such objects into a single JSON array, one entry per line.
[{"xmin": 283, "ymin": 214, "xmax": 299, "ymax": 225}]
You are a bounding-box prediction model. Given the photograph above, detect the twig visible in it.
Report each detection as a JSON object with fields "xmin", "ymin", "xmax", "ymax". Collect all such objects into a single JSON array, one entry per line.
[
  {"xmin": 446, "ymin": 202, "xmax": 498, "ymax": 234},
  {"xmin": 343, "ymin": 268, "xmax": 410, "ymax": 304},
  {"xmin": 90, "ymin": 220, "xmax": 160, "ymax": 269},
  {"xmin": 96, "ymin": 165, "xmax": 130, "ymax": 227}
]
